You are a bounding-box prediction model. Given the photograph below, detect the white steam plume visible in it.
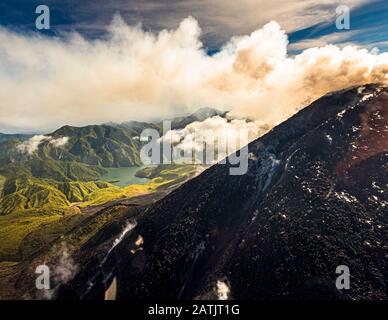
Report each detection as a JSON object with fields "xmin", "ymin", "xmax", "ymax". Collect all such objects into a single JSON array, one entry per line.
[
  {"xmin": 216, "ymin": 280, "xmax": 231, "ymax": 300},
  {"xmin": 40, "ymin": 242, "xmax": 79, "ymax": 300},
  {"xmin": 0, "ymin": 16, "xmax": 387, "ymax": 133}
]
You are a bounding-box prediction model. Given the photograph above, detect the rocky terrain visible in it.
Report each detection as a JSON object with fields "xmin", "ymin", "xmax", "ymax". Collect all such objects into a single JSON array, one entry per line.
[{"xmin": 55, "ymin": 84, "xmax": 388, "ymax": 300}]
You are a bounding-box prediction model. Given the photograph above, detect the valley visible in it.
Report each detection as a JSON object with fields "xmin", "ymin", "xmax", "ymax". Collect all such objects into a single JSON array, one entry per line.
[
  {"xmin": 0, "ymin": 88, "xmax": 387, "ymax": 300},
  {"xmin": 0, "ymin": 109, "xmax": 215, "ymax": 299},
  {"xmin": 53, "ymin": 84, "xmax": 387, "ymax": 300}
]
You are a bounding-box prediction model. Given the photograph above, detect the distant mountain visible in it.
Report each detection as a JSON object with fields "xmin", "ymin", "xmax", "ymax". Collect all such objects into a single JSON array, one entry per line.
[
  {"xmin": 0, "ymin": 108, "xmax": 224, "ymax": 217},
  {"xmin": 46, "ymin": 108, "xmax": 227, "ymax": 167},
  {"xmin": 66, "ymin": 84, "xmax": 387, "ymax": 300},
  {"xmin": 0, "ymin": 124, "xmax": 143, "ymax": 215},
  {"xmin": 117, "ymin": 107, "xmax": 227, "ymax": 132},
  {"xmin": 0, "ymin": 133, "xmax": 32, "ymax": 143},
  {"xmin": 0, "ymin": 108, "xmax": 226, "ymax": 170},
  {"xmin": 168, "ymin": 107, "xmax": 227, "ymax": 130},
  {"xmin": 115, "ymin": 121, "xmax": 161, "ymax": 135},
  {"xmin": 0, "ymin": 126, "xmax": 142, "ymax": 169},
  {"xmin": 48, "ymin": 125, "xmax": 142, "ymax": 167}
]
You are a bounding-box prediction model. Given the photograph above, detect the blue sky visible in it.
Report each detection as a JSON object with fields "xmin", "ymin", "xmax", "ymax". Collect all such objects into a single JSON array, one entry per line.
[
  {"xmin": 0, "ymin": 0, "xmax": 387, "ymax": 52},
  {"xmin": 289, "ymin": 0, "xmax": 388, "ymax": 52}
]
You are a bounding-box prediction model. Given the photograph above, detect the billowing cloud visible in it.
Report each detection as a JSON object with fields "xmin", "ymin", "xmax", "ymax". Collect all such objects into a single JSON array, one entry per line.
[
  {"xmin": 16, "ymin": 135, "xmax": 51, "ymax": 154},
  {"xmin": 17, "ymin": 135, "xmax": 69, "ymax": 154},
  {"xmin": 0, "ymin": 15, "xmax": 387, "ymax": 133},
  {"xmin": 160, "ymin": 116, "xmax": 269, "ymax": 163},
  {"xmin": 288, "ymin": 32, "xmax": 359, "ymax": 52}
]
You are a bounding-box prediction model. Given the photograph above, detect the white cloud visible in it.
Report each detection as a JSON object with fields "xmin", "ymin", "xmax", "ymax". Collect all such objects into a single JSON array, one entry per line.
[
  {"xmin": 17, "ymin": 135, "xmax": 69, "ymax": 154},
  {"xmin": 50, "ymin": 136, "xmax": 70, "ymax": 148},
  {"xmin": 161, "ymin": 116, "xmax": 269, "ymax": 162},
  {"xmin": 288, "ymin": 32, "xmax": 359, "ymax": 52},
  {"xmin": 16, "ymin": 135, "xmax": 51, "ymax": 154},
  {"xmin": 0, "ymin": 15, "xmax": 387, "ymax": 133}
]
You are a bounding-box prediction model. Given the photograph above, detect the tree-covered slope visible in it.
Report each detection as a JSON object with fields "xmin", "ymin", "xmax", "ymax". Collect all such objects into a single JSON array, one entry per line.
[
  {"xmin": 47, "ymin": 125, "xmax": 142, "ymax": 167},
  {"xmin": 0, "ymin": 173, "xmax": 112, "ymax": 215}
]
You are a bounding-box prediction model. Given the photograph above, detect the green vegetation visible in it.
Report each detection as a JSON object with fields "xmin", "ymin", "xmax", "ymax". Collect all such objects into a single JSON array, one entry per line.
[
  {"xmin": 0, "ymin": 159, "xmax": 106, "ymax": 182},
  {"xmin": 78, "ymin": 164, "xmax": 202, "ymax": 207},
  {"xmin": 0, "ymin": 175, "xmax": 5, "ymax": 196},
  {"xmin": 0, "ymin": 121, "xmax": 207, "ymax": 266},
  {"xmin": 0, "ymin": 163, "xmax": 201, "ymax": 263},
  {"xmin": 0, "ymin": 133, "xmax": 32, "ymax": 143},
  {"xmin": 0, "ymin": 174, "xmax": 111, "ymax": 215},
  {"xmin": 0, "ymin": 210, "xmax": 64, "ymax": 261},
  {"xmin": 0, "ymin": 204, "xmax": 131, "ymax": 263},
  {"xmin": 48, "ymin": 125, "xmax": 143, "ymax": 167},
  {"xmin": 0, "ymin": 164, "xmax": 200, "ymax": 216},
  {"xmin": 0, "ymin": 114, "xmax": 217, "ymax": 298}
]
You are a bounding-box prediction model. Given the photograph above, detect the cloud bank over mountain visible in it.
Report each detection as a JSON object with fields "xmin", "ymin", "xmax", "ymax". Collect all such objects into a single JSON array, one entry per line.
[
  {"xmin": 0, "ymin": 15, "xmax": 387, "ymax": 133},
  {"xmin": 16, "ymin": 135, "xmax": 69, "ymax": 154}
]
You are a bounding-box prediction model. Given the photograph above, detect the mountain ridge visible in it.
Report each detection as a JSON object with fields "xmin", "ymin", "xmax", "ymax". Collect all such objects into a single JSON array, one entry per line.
[{"xmin": 64, "ymin": 83, "xmax": 388, "ymax": 300}]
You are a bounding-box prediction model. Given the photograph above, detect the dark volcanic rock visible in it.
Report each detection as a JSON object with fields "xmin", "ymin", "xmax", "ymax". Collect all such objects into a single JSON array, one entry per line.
[{"xmin": 65, "ymin": 84, "xmax": 388, "ymax": 300}]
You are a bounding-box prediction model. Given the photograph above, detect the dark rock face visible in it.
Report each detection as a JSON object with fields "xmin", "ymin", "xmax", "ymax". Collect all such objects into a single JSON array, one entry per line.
[{"xmin": 66, "ymin": 84, "xmax": 388, "ymax": 300}]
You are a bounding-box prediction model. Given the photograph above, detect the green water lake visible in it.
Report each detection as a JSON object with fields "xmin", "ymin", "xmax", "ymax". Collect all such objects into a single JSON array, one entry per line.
[{"xmin": 98, "ymin": 167, "xmax": 150, "ymax": 187}]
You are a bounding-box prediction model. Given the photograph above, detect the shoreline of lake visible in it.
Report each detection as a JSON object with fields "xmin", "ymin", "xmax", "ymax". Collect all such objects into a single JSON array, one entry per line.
[{"xmin": 98, "ymin": 166, "xmax": 150, "ymax": 187}]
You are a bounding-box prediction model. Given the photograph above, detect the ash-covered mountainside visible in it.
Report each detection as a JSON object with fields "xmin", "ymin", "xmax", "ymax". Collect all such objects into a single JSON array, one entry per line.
[{"xmin": 64, "ymin": 84, "xmax": 387, "ymax": 300}]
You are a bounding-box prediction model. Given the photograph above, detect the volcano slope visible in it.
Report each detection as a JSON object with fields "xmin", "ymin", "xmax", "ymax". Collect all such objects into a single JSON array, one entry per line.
[{"xmin": 63, "ymin": 84, "xmax": 387, "ymax": 300}]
